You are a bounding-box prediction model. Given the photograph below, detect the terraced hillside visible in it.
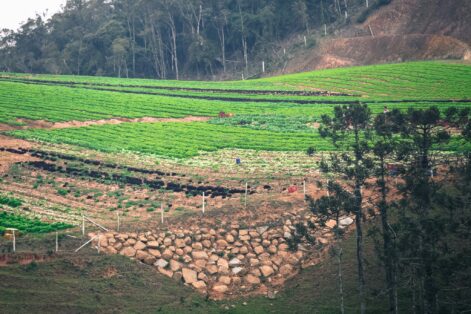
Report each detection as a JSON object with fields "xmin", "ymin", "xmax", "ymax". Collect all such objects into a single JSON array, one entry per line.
[
  {"xmin": 0, "ymin": 60, "xmax": 470, "ymax": 311},
  {"xmin": 0, "ymin": 60, "xmax": 470, "ymax": 226}
]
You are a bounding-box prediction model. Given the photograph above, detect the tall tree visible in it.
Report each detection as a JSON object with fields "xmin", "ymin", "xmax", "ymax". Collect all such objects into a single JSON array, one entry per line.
[{"xmin": 319, "ymin": 103, "xmax": 374, "ymax": 314}]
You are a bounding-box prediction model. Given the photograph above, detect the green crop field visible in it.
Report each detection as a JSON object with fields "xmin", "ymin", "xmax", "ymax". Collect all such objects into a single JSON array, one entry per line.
[
  {"xmin": 2, "ymin": 61, "xmax": 470, "ymax": 99},
  {"xmin": 0, "ymin": 212, "xmax": 73, "ymax": 235},
  {"xmin": 1, "ymin": 61, "xmax": 471, "ymax": 158}
]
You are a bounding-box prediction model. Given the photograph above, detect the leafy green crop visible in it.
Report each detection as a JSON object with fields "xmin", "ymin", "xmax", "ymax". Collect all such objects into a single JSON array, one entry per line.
[
  {"xmin": 0, "ymin": 195, "xmax": 23, "ymax": 208},
  {"xmin": 0, "ymin": 212, "xmax": 73, "ymax": 234}
]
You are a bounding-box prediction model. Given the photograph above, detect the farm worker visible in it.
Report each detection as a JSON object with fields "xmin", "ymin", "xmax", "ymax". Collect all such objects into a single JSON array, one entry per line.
[{"xmin": 236, "ymin": 158, "xmax": 241, "ymax": 165}]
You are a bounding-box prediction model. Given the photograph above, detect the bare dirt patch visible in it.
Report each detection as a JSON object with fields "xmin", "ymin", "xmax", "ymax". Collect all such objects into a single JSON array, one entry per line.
[
  {"xmin": 277, "ymin": 34, "xmax": 469, "ymax": 74},
  {"xmin": 1, "ymin": 116, "xmax": 211, "ymax": 131},
  {"xmin": 0, "ymin": 135, "xmax": 38, "ymax": 173}
]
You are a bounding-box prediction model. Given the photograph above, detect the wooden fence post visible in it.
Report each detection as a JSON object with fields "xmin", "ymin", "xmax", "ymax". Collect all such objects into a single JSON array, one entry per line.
[
  {"xmin": 12, "ymin": 230, "xmax": 16, "ymax": 253},
  {"xmin": 160, "ymin": 203, "xmax": 164, "ymax": 224},
  {"xmin": 202, "ymin": 192, "xmax": 205, "ymax": 214},
  {"xmin": 82, "ymin": 214, "xmax": 85, "ymax": 236},
  {"xmin": 245, "ymin": 182, "xmax": 248, "ymax": 209},
  {"xmin": 117, "ymin": 212, "xmax": 120, "ymax": 232},
  {"xmin": 55, "ymin": 232, "xmax": 59, "ymax": 252}
]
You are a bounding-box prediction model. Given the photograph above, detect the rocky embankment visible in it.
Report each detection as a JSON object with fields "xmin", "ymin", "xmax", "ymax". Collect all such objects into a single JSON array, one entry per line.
[{"xmin": 90, "ymin": 210, "xmax": 354, "ymax": 299}]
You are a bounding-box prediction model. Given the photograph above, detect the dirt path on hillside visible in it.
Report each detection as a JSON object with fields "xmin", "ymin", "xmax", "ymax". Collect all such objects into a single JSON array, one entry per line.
[{"xmin": 0, "ymin": 116, "xmax": 211, "ymax": 131}]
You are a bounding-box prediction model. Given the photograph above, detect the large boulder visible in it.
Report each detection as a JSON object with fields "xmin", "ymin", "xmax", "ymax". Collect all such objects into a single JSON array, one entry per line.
[
  {"xmin": 260, "ymin": 265, "xmax": 275, "ymax": 277},
  {"xmin": 245, "ymin": 274, "xmax": 261, "ymax": 285},
  {"xmin": 175, "ymin": 238, "xmax": 186, "ymax": 248},
  {"xmin": 279, "ymin": 264, "xmax": 293, "ymax": 276},
  {"xmin": 182, "ymin": 268, "xmax": 198, "ymax": 284},
  {"xmin": 155, "ymin": 259, "xmax": 169, "ymax": 268},
  {"xmin": 147, "ymin": 241, "xmax": 160, "ymax": 249},
  {"xmin": 134, "ymin": 241, "xmax": 146, "ymax": 251},
  {"xmin": 192, "ymin": 280, "xmax": 207, "ymax": 290},
  {"xmin": 212, "ymin": 284, "xmax": 229, "ymax": 293},
  {"xmin": 192, "ymin": 251, "xmax": 209, "ymax": 259},
  {"xmin": 120, "ymin": 247, "xmax": 136, "ymax": 257}
]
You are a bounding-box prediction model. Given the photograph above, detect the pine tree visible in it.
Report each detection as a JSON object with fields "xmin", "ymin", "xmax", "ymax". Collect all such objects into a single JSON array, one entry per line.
[{"xmin": 318, "ymin": 102, "xmax": 373, "ymax": 314}]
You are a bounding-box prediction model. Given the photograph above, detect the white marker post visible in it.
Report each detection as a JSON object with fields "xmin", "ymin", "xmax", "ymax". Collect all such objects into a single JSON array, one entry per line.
[
  {"xmin": 324, "ymin": 24, "xmax": 327, "ymax": 36},
  {"xmin": 262, "ymin": 61, "xmax": 265, "ymax": 73},
  {"xmin": 160, "ymin": 203, "xmax": 164, "ymax": 224},
  {"xmin": 82, "ymin": 214, "xmax": 85, "ymax": 236},
  {"xmin": 12, "ymin": 230, "xmax": 16, "ymax": 253},
  {"xmin": 55, "ymin": 232, "xmax": 59, "ymax": 252},
  {"xmin": 202, "ymin": 192, "xmax": 206, "ymax": 214},
  {"xmin": 117, "ymin": 212, "xmax": 120, "ymax": 232},
  {"xmin": 304, "ymin": 36, "xmax": 307, "ymax": 47},
  {"xmin": 303, "ymin": 180, "xmax": 306, "ymax": 197}
]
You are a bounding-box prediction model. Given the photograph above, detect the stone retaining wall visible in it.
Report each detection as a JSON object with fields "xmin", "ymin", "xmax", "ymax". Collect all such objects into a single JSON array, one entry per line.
[{"xmin": 90, "ymin": 211, "xmax": 354, "ymax": 299}]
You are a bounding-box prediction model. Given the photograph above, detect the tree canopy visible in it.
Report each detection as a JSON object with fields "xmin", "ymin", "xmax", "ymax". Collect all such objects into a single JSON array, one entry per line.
[{"xmin": 0, "ymin": 0, "xmax": 367, "ymax": 79}]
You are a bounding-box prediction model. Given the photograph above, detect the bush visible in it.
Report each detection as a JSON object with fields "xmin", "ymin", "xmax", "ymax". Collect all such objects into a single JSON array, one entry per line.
[{"xmin": 307, "ymin": 147, "xmax": 316, "ymax": 156}]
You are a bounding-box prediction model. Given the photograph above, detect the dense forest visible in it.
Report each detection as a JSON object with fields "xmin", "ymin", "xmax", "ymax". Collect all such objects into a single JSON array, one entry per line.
[{"xmin": 0, "ymin": 0, "xmax": 379, "ymax": 79}]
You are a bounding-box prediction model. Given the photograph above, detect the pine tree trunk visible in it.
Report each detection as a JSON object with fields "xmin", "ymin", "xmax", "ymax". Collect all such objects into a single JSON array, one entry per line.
[
  {"xmin": 379, "ymin": 155, "xmax": 398, "ymax": 314},
  {"xmin": 353, "ymin": 128, "xmax": 366, "ymax": 314},
  {"xmin": 355, "ymin": 181, "xmax": 366, "ymax": 314}
]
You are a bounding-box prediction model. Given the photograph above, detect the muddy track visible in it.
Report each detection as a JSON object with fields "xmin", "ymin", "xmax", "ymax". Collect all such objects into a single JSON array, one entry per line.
[
  {"xmin": 2, "ymin": 77, "xmax": 469, "ymax": 105},
  {"xmin": 0, "ymin": 76, "xmax": 352, "ymax": 97}
]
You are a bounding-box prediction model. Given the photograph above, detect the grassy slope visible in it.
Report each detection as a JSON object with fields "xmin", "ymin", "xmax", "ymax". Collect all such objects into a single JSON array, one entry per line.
[{"xmin": 0, "ymin": 223, "xmax": 399, "ymax": 314}]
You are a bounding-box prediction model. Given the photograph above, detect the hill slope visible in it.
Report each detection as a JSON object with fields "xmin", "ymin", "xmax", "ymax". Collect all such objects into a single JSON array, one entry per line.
[{"xmin": 278, "ymin": 0, "xmax": 471, "ymax": 74}]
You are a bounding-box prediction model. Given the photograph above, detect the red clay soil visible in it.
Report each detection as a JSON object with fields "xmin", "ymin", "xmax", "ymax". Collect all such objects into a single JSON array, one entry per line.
[
  {"xmin": 0, "ymin": 253, "xmax": 52, "ymax": 267},
  {"xmin": 0, "ymin": 135, "xmax": 38, "ymax": 173},
  {"xmin": 368, "ymin": 0, "xmax": 471, "ymax": 45},
  {"xmin": 278, "ymin": 34, "xmax": 469, "ymax": 74},
  {"xmin": 275, "ymin": 0, "xmax": 471, "ymax": 74}
]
